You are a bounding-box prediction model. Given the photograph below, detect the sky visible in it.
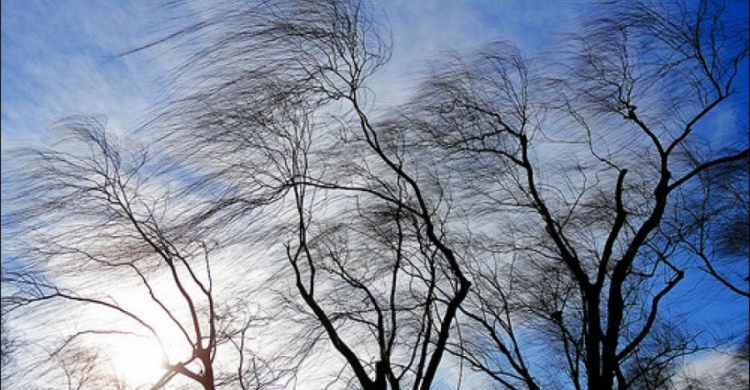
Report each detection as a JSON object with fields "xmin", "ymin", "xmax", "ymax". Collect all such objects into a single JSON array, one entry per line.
[
  {"xmin": 1, "ymin": 0, "xmax": 748, "ymax": 389},
  {"xmin": 0, "ymin": 1, "xmax": 573, "ymax": 387},
  {"xmin": 1, "ymin": 0, "xmax": 156, "ymax": 146},
  {"xmin": 1, "ymin": 0, "xmax": 575, "ymax": 148}
]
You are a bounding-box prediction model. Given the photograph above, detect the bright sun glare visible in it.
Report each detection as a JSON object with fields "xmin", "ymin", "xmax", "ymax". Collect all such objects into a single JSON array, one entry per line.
[{"xmin": 111, "ymin": 336, "xmax": 166, "ymax": 386}]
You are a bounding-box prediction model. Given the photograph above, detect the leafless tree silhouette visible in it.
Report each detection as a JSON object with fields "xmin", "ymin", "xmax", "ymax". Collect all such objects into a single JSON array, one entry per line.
[
  {"xmin": 395, "ymin": 0, "xmax": 747, "ymax": 388},
  {"xmin": 2, "ymin": 0, "xmax": 747, "ymax": 389},
  {"xmin": 146, "ymin": 1, "xmax": 471, "ymax": 388},
  {"xmin": 2, "ymin": 117, "xmax": 274, "ymax": 390}
]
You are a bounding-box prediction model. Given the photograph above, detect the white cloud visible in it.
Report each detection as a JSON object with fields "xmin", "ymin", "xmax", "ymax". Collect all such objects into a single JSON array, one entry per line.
[
  {"xmin": 1, "ymin": 1, "xmax": 575, "ymax": 148},
  {"xmin": 360, "ymin": 0, "xmax": 575, "ymax": 108},
  {"xmin": 673, "ymin": 350, "xmax": 749, "ymax": 390},
  {"xmin": 0, "ymin": 0, "xmax": 180, "ymax": 149}
]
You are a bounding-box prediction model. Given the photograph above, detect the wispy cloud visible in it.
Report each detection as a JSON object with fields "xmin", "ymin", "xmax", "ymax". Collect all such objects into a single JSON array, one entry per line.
[
  {"xmin": 362, "ymin": 0, "xmax": 576, "ymax": 107},
  {"xmin": 0, "ymin": 0, "xmax": 177, "ymax": 148},
  {"xmin": 1, "ymin": 0, "xmax": 574, "ymax": 145},
  {"xmin": 2, "ymin": 1, "xmax": 747, "ymax": 389},
  {"xmin": 673, "ymin": 349, "xmax": 749, "ymax": 389}
]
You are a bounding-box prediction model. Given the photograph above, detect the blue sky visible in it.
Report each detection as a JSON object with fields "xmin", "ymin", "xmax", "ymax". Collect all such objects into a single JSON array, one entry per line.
[
  {"xmin": 1, "ymin": 0, "xmax": 172, "ymax": 147},
  {"xmin": 1, "ymin": 0, "xmax": 575, "ymax": 147},
  {"xmin": 1, "ymin": 0, "xmax": 747, "ymax": 388},
  {"xmin": 0, "ymin": 1, "xmax": 575, "ymax": 387}
]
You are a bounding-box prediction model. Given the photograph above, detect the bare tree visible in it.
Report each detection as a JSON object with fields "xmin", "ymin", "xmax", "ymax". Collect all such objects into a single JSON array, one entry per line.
[
  {"xmin": 396, "ymin": 0, "xmax": 747, "ymax": 389},
  {"xmin": 0, "ymin": 300, "xmax": 20, "ymax": 388},
  {"xmin": 676, "ymin": 159, "xmax": 749, "ymax": 297},
  {"xmin": 3, "ymin": 1, "xmax": 747, "ymax": 389},
  {"xmin": 2, "ymin": 117, "xmax": 271, "ymax": 390},
  {"xmin": 143, "ymin": 0, "xmax": 474, "ymax": 389}
]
